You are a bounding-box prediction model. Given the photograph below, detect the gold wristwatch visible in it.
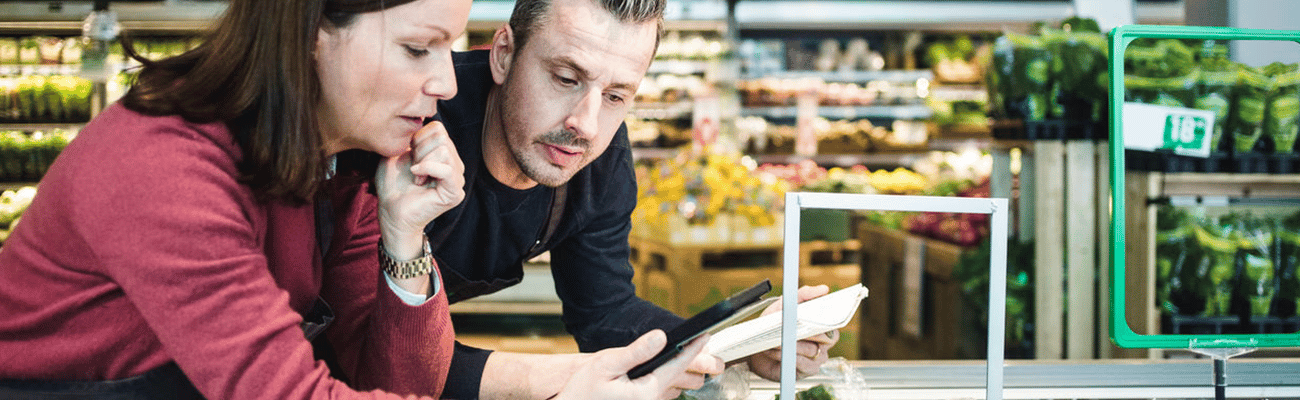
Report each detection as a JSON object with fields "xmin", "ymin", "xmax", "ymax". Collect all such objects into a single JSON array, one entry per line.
[{"xmin": 379, "ymin": 236, "xmax": 434, "ymax": 279}]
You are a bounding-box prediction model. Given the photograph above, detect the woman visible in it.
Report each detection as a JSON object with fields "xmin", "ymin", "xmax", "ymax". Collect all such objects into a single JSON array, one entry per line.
[{"xmin": 0, "ymin": 0, "xmax": 703, "ymax": 399}]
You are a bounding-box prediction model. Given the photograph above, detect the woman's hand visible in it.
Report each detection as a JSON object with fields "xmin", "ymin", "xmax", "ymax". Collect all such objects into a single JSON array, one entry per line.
[
  {"xmin": 743, "ymin": 285, "xmax": 841, "ymax": 380},
  {"xmin": 375, "ymin": 120, "xmax": 465, "ymax": 260},
  {"xmin": 554, "ymin": 330, "xmax": 715, "ymax": 400}
]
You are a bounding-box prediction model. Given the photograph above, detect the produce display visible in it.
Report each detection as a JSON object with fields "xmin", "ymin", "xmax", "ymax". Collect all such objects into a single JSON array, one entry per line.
[
  {"xmin": 860, "ymin": 149, "xmax": 994, "ymax": 246},
  {"xmin": 989, "ymin": 18, "xmax": 1109, "ymax": 123},
  {"xmin": 738, "ymin": 77, "xmax": 887, "ymax": 108},
  {"xmin": 0, "ymin": 130, "xmax": 72, "ymax": 182},
  {"xmin": 633, "ymin": 148, "xmax": 787, "ymax": 244},
  {"xmin": 0, "ymin": 186, "xmax": 36, "ymax": 244},
  {"xmin": 953, "ymin": 238, "xmax": 1036, "ymax": 357},
  {"xmin": 925, "ymin": 35, "xmax": 984, "ymax": 84},
  {"xmin": 989, "ymin": 32, "xmax": 1051, "ymax": 121},
  {"xmin": 1125, "ymin": 37, "xmax": 1300, "ymax": 155},
  {"xmin": 0, "ymin": 75, "xmax": 94, "ymax": 123},
  {"xmin": 734, "ymin": 116, "xmax": 893, "ymax": 155},
  {"xmin": 1155, "ymin": 207, "xmax": 1300, "ymax": 330}
]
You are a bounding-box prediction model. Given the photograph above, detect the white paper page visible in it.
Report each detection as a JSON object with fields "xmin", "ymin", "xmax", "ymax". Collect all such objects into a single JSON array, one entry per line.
[{"xmin": 704, "ymin": 283, "xmax": 869, "ymax": 362}]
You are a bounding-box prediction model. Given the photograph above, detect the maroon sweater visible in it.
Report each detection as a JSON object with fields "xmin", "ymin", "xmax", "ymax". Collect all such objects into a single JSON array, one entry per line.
[{"xmin": 0, "ymin": 104, "xmax": 453, "ymax": 399}]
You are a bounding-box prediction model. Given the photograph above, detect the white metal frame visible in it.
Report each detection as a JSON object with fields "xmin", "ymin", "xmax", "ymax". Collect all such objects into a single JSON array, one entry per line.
[{"xmin": 780, "ymin": 192, "xmax": 1010, "ymax": 400}]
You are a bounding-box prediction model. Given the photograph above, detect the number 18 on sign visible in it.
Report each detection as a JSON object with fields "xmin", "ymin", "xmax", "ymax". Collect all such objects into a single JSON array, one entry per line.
[{"xmin": 1122, "ymin": 103, "xmax": 1216, "ymax": 158}]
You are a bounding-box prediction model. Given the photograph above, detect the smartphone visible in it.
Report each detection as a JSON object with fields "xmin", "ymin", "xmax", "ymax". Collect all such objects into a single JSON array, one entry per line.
[{"xmin": 626, "ymin": 279, "xmax": 773, "ymax": 379}]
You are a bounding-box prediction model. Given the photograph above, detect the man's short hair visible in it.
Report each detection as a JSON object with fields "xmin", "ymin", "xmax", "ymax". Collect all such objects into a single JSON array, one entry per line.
[{"xmin": 508, "ymin": 0, "xmax": 665, "ymax": 53}]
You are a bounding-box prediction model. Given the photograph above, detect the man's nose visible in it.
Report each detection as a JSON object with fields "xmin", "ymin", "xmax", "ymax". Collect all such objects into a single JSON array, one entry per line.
[{"xmin": 564, "ymin": 88, "xmax": 601, "ymax": 139}]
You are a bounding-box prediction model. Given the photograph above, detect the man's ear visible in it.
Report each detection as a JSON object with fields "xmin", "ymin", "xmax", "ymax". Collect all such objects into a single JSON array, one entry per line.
[{"xmin": 489, "ymin": 25, "xmax": 515, "ymax": 85}]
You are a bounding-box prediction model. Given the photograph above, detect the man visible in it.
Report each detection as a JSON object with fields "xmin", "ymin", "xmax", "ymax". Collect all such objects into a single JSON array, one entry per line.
[{"xmin": 431, "ymin": 0, "xmax": 839, "ymax": 397}]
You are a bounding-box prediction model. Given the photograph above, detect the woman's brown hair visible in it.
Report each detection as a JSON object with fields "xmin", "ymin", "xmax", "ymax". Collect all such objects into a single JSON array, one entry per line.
[{"xmin": 121, "ymin": 0, "xmax": 418, "ymax": 204}]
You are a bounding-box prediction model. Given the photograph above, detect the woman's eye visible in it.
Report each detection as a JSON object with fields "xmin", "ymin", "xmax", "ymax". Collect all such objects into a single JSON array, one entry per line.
[
  {"xmin": 606, "ymin": 93, "xmax": 626, "ymax": 104},
  {"xmin": 404, "ymin": 45, "xmax": 430, "ymax": 57}
]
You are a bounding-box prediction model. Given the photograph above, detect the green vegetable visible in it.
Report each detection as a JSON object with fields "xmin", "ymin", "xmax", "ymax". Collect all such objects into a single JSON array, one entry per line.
[
  {"xmin": 1232, "ymin": 214, "xmax": 1274, "ymax": 317},
  {"xmin": 1044, "ymin": 29, "xmax": 1108, "ymax": 119},
  {"xmin": 774, "ymin": 384, "xmax": 837, "ymax": 400},
  {"xmin": 1196, "ymin": 44, "xmax": 1237, "ymax": 151},
  {"xmin": 1194, "ymin": 221, "xmax": 1237, "ymax": 317},
  {"xmin": 1277, "ymin": 212, "xmax": 1300, "ymax": 317},
  {"xmin": 15, "ymin": 75, "xmax": 41, "ymax": 122},
  {"xmin": 992, "ymin": 32, "xmax": 1051, "ymax": 120},
  {"xmin": 1266, "ymin": 66, "xmax": 1299, "ymax": 154},
  {"xmin": 1233, "ymin": 66, "xmax": 1270, "ymax": 153}
]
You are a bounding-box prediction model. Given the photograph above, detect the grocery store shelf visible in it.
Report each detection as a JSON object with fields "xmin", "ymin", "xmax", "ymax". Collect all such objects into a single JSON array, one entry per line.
[
  {"xmin": 741, "ymin": 69, "xmax": 933, "ymax": 83},
  {"xmin": 734, "ymin": 0, "xmax": 1184, "ymax": 31},
  {"xmin": 631, "ymin": 101, "xmax": 693, "ymax": 120},
  {"xmin": 647, "ymin": 59, "xmax": 712, "ymax": 75},
  {"xmin": 0, "ymin": 123, "xmax": 85, "ymax": 132},
  {"xmin": 753, "ymin": 152, "xmax": 928, "ymax": 168},
  {"xmin": 0, "ymin": 64, "xmax": 81, "ymax": 76},
  {"xmin": 930, "ymin": 85, "xmax": 989, "ymax": 102},
  {"xmin": 0, "ymin": 0, "xmax": 1185, "ymax": 34},
  {"xmin": 0, "ymin": 1, "xmax": 224, "ymax": 34},
  {"xmin": 1157, "ymin": 172, "xmax": 1300, "ymax": 198},
  {"xmin": 742, "ymin": 104, "xmax": 932, "ymax": 120},
  {"xmin": 753, "ymin": 359, "xmax": 1300, "ymax": 400}
]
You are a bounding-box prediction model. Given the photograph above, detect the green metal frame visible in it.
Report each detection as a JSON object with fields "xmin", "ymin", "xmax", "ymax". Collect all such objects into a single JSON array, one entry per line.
[{"xmin": 1109, "ymin": 25, "xmax": 1300, "ymax": 349}]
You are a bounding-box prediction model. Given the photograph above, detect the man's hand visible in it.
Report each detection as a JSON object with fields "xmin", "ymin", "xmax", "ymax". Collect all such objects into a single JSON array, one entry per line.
[
  {"xmin": 554, "ymin": 330, "xmax": 717, "ymax": 400},
  {"xmin": 743, "ymin": 285, "xmax": 842, "ymax": 381}
]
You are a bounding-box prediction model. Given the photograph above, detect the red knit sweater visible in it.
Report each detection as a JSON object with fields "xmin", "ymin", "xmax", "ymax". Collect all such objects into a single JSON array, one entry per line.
[{"xmin": 0, "ymin": 104, "xmax": 454, "ymax": 399}]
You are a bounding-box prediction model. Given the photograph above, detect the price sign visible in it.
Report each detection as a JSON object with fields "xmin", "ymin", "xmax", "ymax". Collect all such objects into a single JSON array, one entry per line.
[
  {"xmin": 1162, "ymin": 112, "xmax": 1210, "ymax": 154},
  {"xmin": 1123, "ymin": 102, "xmax": 1216, "ymax": 158}
]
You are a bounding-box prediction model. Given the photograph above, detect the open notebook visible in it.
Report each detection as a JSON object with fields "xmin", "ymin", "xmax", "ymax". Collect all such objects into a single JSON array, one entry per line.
[{"xmin": 703, "ymin": 283, "xmax": 869, "ymax": 362}]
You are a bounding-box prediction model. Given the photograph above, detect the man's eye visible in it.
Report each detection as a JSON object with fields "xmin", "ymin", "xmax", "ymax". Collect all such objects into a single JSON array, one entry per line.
[
  {"xmin": 556, "ymin": 76, "xmax": 578, "ymax": 87},
  {"xmin": 606, "ymin": 93, "xmax": 626, "ymax": 104},
  {"xmin": 404, "ymin": 45, "xmax": 430, "ymax": 57}
]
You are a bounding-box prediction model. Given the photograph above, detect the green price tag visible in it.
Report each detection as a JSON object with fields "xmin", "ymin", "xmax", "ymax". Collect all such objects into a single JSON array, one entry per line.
[
  {"xmin": 1122, "ymin": 102, "xmax": 1216, "ymax": 158},
  {"xmin": 1161, "ymin": 113, "xmax": 1208, "ymax": 153}
]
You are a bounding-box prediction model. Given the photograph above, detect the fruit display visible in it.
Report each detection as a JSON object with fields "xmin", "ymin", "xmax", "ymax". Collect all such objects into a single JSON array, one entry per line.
[
  {"xmin": 0, "ymin": 185, "xmax": 36, "ymax": 245},
  {"xmin": 1155, "ymin": 207, "xmax": 1300, "ymax": 330},
  {"xmin": 0, "ymin": 129, "xmax": 73, "ymax": 182},
  {"xmin": 633, "ymin": 148, "xmax": 787, "ymax": 244},
  {"xmin": 0, "ymin": 75, "xmax": 94, "ymax": 123},
  {"xmin": 734, "ymin": 116, "xmax": 886, "ymax": 155},
  {"xmin": 738, "ymin": 77, "xmax": 883, "ymax": 108},
  {"xmin": 656, "ymin": 31, "xmax": 728, "ymax": 61}
]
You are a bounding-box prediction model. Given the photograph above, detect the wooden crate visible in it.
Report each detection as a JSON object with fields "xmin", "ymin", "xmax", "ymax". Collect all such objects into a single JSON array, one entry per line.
[
  {"xmin": 858, "ymin": 223, "xmax": 975, "ymax": 360},
  {"xmin": 629, "ymin": 235, "xmax": 865, "ymax": 359}
]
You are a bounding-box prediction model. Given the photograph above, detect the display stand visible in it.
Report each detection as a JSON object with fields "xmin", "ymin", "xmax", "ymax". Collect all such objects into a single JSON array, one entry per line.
[
  {"xmin": 782, "ymin": 192, "xmax": 1009, "ymax": 400},
  {"xmin": 1108, "ymin": 24, "xmax": 1300, "ymax": 398}
]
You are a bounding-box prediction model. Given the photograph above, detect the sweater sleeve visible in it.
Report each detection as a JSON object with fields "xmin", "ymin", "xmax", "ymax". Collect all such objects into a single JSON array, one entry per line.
[
  {"xmin": 318, "ymin": 183, "xmax": 455, "ymax": 397},
  {"xmin": 72, "ymin": 117, "xmax": 439, "ymax": 400}
]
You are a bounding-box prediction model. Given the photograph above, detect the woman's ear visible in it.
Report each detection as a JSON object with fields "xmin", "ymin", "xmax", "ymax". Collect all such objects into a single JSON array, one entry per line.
[{"xmin": 489, "ymin": 25, "xmax": 514, "ymax": 85}]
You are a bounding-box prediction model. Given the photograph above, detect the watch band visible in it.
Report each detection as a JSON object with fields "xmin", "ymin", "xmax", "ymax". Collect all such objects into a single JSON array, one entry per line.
[{"xmin": 379, "ymin": 235, "xmax": 434, "ymax": 279}]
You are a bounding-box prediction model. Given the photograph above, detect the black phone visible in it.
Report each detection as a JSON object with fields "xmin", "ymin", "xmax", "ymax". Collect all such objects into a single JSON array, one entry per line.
[{"xmin": 626, "ymin": 279, "xmax": 772, "ymax": 379}]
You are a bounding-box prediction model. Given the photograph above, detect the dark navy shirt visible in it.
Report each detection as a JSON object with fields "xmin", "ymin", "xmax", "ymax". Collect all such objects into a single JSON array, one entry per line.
[{"xmin": 431, "ymin": 50, "xmax": 683, "ymax": 399}]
